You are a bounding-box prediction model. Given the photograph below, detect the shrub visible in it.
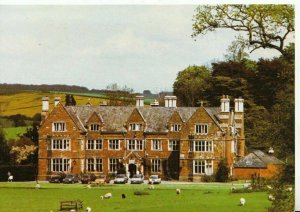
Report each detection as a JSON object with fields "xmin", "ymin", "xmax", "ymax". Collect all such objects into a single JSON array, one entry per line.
[
  {"xmin": 202, "ymin": 174, "xmax": 215, "ymax": 182},
  {"xmin": 134, "ymin": 191, "xmax": 149, "ymax": 196},
  {"xmin": 215, "ymin": 160, "xmax": 229, "ymax": 182}
]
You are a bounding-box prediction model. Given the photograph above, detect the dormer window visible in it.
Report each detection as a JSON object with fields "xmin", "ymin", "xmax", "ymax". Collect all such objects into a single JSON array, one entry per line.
[
  {"xmin": 52, "ymin": 122, "xmax": 66, "ymax": 132},
  {"xmin": 90, "ymin": 123, "xmax": 100, "ymax": 131},
  {"xmin": 170, "ymin": 124, "xmax": 181, "ymax": 132},
  {"xmin": 195, "ymin": 124, "xmax": 208, "ymax": 135},
  {"xmin": 129, "ymin": 123, "xmax": 142, "ymax": 131}
]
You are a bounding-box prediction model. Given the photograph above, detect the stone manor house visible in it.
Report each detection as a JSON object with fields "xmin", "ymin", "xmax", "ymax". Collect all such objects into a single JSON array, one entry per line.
[{"xmin": 38, "ymin": 95, "xmax": 246, "ymax": 181}]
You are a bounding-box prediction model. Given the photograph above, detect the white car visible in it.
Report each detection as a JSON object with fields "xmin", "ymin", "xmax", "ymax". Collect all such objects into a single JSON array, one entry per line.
[
  {"xmin": 130, "ymin": 174, "xmax": 144, "ymax": 184},
  {"xmin": 148, "ymin": 175, "xmax": 161, "ymax": 184},
  {"xmin": 114, "ymin": 174, "xmax": 128, "ymax": 184}
]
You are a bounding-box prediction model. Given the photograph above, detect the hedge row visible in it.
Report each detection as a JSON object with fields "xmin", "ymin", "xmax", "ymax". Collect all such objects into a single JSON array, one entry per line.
[{"xmin": 0, "ymin": 165, "xmax": 37, "ymax": 181}]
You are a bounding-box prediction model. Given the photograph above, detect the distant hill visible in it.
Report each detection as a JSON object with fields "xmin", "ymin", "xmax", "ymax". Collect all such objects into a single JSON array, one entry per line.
[{"xmin": 0, "ymin": 83, "xmax": 106, "ymax": 94}]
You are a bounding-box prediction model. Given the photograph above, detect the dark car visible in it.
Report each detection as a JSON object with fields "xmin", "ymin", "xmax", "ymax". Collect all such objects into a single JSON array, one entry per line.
[
  {"xmin": 130, "ymin": 174, "xmax": 144, "ymax": 184},
  {"xmin": 63, "ymin": 174, "xmax": 80, "ymax": 184},
  {"xmin": 49, "ymin": 173, "xmax": 66, "ymax": 183},
  {"xmin": 81, "ymin": 173, "xmax": 96, "ymax": 184}
]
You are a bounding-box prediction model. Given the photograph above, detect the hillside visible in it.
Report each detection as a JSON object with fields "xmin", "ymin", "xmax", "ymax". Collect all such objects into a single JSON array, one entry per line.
[{"xmin": 0, "ymin": 91, "xmax": 107, "ymax": 118}]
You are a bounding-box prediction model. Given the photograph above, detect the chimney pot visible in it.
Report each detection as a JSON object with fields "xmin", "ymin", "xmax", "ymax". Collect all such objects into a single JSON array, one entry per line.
[{"xmin": 136, "ymin": 96, "xmax": 144, "ymax": 107}]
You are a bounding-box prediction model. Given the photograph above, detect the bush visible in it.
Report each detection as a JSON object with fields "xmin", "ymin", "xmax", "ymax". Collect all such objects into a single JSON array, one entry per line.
[
  {"xmin": 215, "ymin": 160, "xmax": 229, "ymax": 182},
  {"xmin": 134, "ymin": 191, "xmax": 149, "ymax": 196},
  {"xmin": 0, "ymin": 165, "xmax": 37, "ymax": 181},
  {"xmin": 202, "ymin": 174, "xmax": 215, "ymax": 182}
]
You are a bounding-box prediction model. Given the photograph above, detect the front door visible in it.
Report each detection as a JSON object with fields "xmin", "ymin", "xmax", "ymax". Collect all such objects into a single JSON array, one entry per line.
[{"xmin": 129, "ymin": 164, "xmax": 137, "ymax": 178}]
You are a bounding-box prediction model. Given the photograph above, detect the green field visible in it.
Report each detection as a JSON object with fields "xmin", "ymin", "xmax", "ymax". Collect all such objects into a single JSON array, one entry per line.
[
  {"xmin": 0, "ymin": 182, "xmax": 271, "ymax": 212},
  {"xmin": 0, "ymin": 92, "xmax": 107, "ymax": 118},
  {"xmin": 3, "ymin": 127, "xmax": 28, "ymax": 140}
]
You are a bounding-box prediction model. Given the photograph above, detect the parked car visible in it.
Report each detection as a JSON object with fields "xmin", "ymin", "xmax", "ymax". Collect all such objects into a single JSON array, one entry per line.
[
  {"xmin": 114, "ymin": 174, "xmax": 128, "ymax": 184},
  {"xmin": 63, "ymin": 174, "xmax": 80, "ymax": 184},
  {"xmin": 148, "ymin": 175, "xmax": 161, "ymax": 184},
  {"xmin": 130, "ymin": 174, "xmax": 144, "ymax": 184},
  {"xmin": 48, "ymin": 173, "xmax": 66, "ymax": 183},
  {"xmin": 81, "ymin": 173, "xmax": 96, "ymax": 184}
]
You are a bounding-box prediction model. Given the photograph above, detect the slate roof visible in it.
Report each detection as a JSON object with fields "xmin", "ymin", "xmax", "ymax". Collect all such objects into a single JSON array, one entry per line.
[
  {"xmin": 64, "ymin": 105, "xmax": 221, "ymax": 133},
  {"xmin": 234, "ymin": 150, "xmax": 284, "ymax": 168}
]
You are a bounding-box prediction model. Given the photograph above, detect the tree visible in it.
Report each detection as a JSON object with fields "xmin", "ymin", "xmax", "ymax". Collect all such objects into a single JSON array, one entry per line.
[
  {"xmin": 215, "ymin": 159, "xmax": 229, "ymax": 182},
  {"xmin": 65, "ymin": 94, "xmax": 76, "ymax": 106},
  {"xmin": 192, "ymin": 5, "xmax": 294, "ymax": 54},
  {"xmin": 0, "ymin": 128, "xmax": 10, "ymax": 164},
  {"xmin": 173, "ymin": 65, "xmax": 212, "ymax": 106},
  {"xmin": 224, "ymin": 35, "xmax": 249, "ymax": 62}
]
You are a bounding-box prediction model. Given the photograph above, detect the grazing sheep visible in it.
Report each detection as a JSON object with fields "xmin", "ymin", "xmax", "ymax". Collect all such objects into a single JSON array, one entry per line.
[
  {"xmin": 87, "ymin": 184, "xmax": 91, "ymax": 189},
  {"xmin": 149, "ymin": 185, "xmax": 155, "ymax": 190},
  {"xmin": 86, "ymin": 206, "xmax": 92, "ymax": 212},
  {"xmin": 100, "ymin": 193, "xmax": 112, "ymax": 200},
  {"xmin": 122, "ymin": 194, "xmax": 126, "ymax": 199},
  {"xmin": 268, "ymin": 195, "xmax": 275, "ymax": 201},
  {"xmin": 240, "ymin": 198, "xmax": 246, "ymax": 206},
  {"xmin": 35, "ymin": 183, "xmax": 41, "ymax": 189},
  {"xmin": 231, "ymin": 187, "xmax": 236, "ymax": 192},
  {"xmin": 176, "ymin": 188, "xmax": 181, "ymax": 195}
]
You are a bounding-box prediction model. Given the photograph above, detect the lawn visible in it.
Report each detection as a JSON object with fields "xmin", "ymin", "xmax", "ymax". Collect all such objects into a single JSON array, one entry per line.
[
  {"xmin": 3, "ymin": 127, "xmax": 28, "ymax": 140},
  {"xmin": 0, "ymin": 182, "xmax": 271, "ymax": 212}
]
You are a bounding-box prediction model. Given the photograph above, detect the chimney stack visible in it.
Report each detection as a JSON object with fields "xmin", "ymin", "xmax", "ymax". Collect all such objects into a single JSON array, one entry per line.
[
  {"xmin": 41, "ymin": 96, "xmax": 49, "ymax": 121},
  {"xmin": 136, "ymin": 96, "xmax": 144, "ymax": 107},
  {"xmin": 164, "ymin": 96, "xmax": 177, "ymax": 107},
  {"xmin": 234, "ymin": 97, "xmax": 244, "ymax": 112},
  {"xmin": 220, "ymin": 95, "xmax": 230, "ymax": 113},
  {"xmin": 54, "ymin": 97, "xmax": 61, "ymax": 106}
]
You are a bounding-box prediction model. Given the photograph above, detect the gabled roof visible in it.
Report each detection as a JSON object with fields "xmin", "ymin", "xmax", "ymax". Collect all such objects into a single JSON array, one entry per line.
[
  {"xmin": 63, "ymin": 105, "xmax": 224, "ymax": 133},
  {"xmin": 234, "ymin": 150, "xmax": 284, "ymax": 168}
]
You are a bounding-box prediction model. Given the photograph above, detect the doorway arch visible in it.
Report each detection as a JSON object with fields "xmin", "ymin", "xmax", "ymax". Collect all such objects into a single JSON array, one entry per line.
[{"xmin": 128, "ymin": 164, "xmax": 137, "ymax": 178}]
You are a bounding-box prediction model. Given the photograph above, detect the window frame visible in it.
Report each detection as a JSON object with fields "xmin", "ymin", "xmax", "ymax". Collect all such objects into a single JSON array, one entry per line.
[
  {"xmin": 51, "ymin": 139, "xmax": 70, "ymax": 150},
  {"xmin": 168, "ymin": 139, "xmax": 179, "ymax": 151},
  {"xmin": 195, "ymin": 123, "xmax": 208, "ymax": 135},
  {"xmin": 152, "ymin": 139, "xmax": 161, "ymax": 151},
  {"xmin": 90, "ymin": 123, "xmax": 100, "ymax": 131},
  {"xmin": 170, "ymin": 124, "xmax": 181, "ymax": 132},
  {"xmin": 50, "ymin": 158, "xmax": 70, "ymax": 172},
  {"xmin": 151, "ymin": 159, "xmax": 161, "ymax": 173},
  {"xmin": 109, "ymin": 139, "xmax": 120, "ymax": 150},
  {"xmin": 52, "ymin": 122, "xmax": 66, "ymax": 132}
]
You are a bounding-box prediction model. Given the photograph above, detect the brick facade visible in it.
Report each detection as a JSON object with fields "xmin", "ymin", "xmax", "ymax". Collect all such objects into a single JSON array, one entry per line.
[{"xmin": 38, "ymin": 95, "xmax": 246, "ymax": 181}]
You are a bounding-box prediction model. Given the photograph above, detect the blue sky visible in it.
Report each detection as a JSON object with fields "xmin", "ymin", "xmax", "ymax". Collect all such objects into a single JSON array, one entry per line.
[{"xmin": 0, "ymin": 5, "xmax": 285, "ymax": 93}]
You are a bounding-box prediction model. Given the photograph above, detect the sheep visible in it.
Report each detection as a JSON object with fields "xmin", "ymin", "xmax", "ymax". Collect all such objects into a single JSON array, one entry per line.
[
  {"xmin": 268, "ymin": 195, "xmax": 275, "ymax": 201},
  {"xmin": 87, "ymin": 184, "xmax": 91, "ymax": 189},
  {"xmin": 149, "ymin": 185, "xmax": 155, "ymax": 190},
  {"xmin": 100, "ymin": 193, "xmax": 112, "ymax": 200},
  {"xmin": 240, "ymin": 198, "xmax": 246, "ymax": 206},
  {"xmin": 86, "ymin": 207, "xmax": 92, "ymax": 212},
  {"xmin": 286, "ymin": 187, "xmax": 293, "ymax": 192},
  {"xmin": 176, "ymin": 188, "xmax": 181, "ymax": 195},
  {"xmin": 230, "ymin": 187, "xmax": 236, "ymax": 192},
  {"xmin": 122, "ymin": 194, "xmax": 126, "ymax": 199},
  {"xmin": 35, "ymin": 183, "xmax": 41, "ymax": 189}
]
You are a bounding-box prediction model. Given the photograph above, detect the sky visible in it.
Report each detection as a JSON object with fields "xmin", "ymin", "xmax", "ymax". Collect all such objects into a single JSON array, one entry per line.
[{"xmin": 0, "ymin": 5, "xmax": 290, "ymax": 93}]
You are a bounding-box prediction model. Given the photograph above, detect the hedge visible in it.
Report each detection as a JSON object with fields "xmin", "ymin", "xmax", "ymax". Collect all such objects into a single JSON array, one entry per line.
[{"xmin": 0, "ymin": 165, "xmax": 37, "ymax": 181}]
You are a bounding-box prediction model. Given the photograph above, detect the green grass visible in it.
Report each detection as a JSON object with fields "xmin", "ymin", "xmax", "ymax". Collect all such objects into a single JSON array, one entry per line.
[
  {"xmin": 3, "ymin": 127, "xmax": 28, "ymax": 140},
  {"xmin": 0, "ymin": 182, "xmax": 271, "ymax": 212}
]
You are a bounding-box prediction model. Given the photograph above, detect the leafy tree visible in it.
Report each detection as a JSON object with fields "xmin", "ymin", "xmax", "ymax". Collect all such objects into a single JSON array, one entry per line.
[
  {"xmin": 215, "ymin": 159, "xmax": 229, "ymax": 182},
  {"xmin": 65, "ymin": 94, "xmax": 76, "ymax": 106},
  {"xmin": 173, "ymin": 65, "xmax": 212, "ymax": 106},
  {"xmin": 192, "ymin": 5, "xmax": 294, "ymax": 54},
  {"xmin": 224, "ymin": 35, "xmax": 249, "ymax": 62},
  {"xmin": 0, "ymin": 128, "xmax": 10, "ymax": 164}
]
